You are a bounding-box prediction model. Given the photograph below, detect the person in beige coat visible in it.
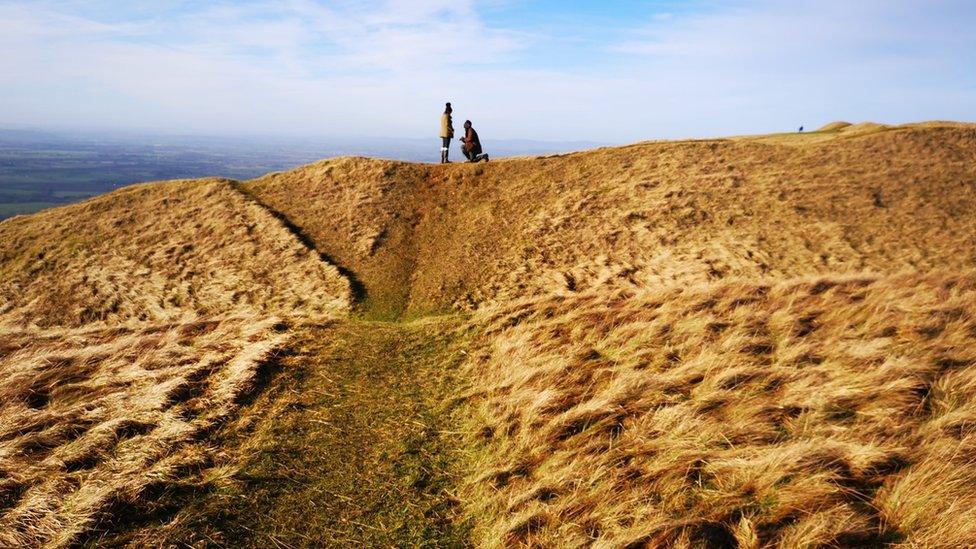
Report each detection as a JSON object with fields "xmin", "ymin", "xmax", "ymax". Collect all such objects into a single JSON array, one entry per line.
[{"xmin": 440, "ymin": 102, "xmax": 454, "ymax": 163}]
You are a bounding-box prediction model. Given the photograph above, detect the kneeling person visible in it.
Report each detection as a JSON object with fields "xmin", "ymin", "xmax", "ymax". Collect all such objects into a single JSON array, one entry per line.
[{"xmin": 460, "ymin": 120, "xmax": 489, "ymax": 163}]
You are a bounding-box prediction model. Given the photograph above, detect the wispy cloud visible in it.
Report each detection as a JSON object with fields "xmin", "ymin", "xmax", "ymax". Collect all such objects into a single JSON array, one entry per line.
[
  {"xmin": 0, "ymin": 1, "xmax": 973, "ymax": 141},
  {"xmin": 605, "ymin": 0, "xmax": 976, "ymax": 135}
]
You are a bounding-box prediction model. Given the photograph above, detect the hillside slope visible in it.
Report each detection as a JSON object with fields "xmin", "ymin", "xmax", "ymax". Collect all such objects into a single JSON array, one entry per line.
[
  {"xmin": 245, "ymin": 122, "xmax": 976, "ymax": 317},
  {"xmin": 0, "ymin": 177, "xmax": 350, "ymax": 328},
  {"xmin": 462, "ymin": 272, "xmax": 976, "ymax": 547},
  {"xmin": 0, "ymin": 316, "xmax": 290, "ymax": 547},
  {"xmin": 0, "ymin": 178, "xmax": 352, "ymax": 546},
  {"xmin": 97, "ymin": 318, "xmax": 472, "ymax": 547},
  {"xmin": 0, "ymin": 121, "xmax": 974, "ymax": 547}
]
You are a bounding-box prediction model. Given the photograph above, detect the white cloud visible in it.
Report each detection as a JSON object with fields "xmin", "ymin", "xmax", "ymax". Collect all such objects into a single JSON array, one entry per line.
[{"xmin": 0, "ymin": 0, "xmax": 973, "ymax": 142}]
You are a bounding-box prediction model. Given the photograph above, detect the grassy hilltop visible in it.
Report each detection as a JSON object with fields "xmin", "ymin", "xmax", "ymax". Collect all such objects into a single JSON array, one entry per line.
[{"xmin": 1, "ymin": 121, "xmax": 975, "ymax": 547}]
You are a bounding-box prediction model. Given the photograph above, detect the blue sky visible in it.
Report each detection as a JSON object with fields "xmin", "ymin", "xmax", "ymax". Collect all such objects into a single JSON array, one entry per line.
[{"xmin": 1, "ymin": 1, "xmax": 974, "ymax": 142}]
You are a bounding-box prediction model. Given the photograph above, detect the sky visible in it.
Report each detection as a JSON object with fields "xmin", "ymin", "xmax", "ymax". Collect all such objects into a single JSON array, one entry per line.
[{"xmin": 1, "ymin": 0, "xmax": 974, "ymax": 143}]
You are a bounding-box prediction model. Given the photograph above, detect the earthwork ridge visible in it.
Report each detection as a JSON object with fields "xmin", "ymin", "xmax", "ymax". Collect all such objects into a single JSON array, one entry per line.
[{"xmin": 240, "ymin": 121, "xmax": 976, "ymax": 318}]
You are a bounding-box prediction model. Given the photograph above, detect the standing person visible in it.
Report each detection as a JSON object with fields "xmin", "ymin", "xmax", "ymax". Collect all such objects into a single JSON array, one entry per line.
[
  {"xmin": 460, "ymin": 120, "xmax": 489, "ymax": 163},
  {"xmin": 440, "ymin": 103, "xmax": 454, "ymax": 163}
]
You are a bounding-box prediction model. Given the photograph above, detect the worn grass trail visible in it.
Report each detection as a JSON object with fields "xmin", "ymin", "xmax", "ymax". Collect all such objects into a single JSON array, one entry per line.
[
  {"xmin": 216, "ymin": 319, "xmax": 471, "ymax": 547},
  {"xmin": 100, "ymin": 318, "xmax": 473, "ymax": 547}
]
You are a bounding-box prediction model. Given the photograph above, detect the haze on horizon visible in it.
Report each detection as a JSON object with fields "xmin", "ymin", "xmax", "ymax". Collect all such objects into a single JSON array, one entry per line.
[{"xmin": 1, "ymin": 0, "xmax": 974, "ymax": 143}]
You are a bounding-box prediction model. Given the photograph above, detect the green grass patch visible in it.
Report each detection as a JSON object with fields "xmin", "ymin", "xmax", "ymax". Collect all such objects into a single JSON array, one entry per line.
[{"xmin": 0, "ymin": 202, "xmax": 61, "ymax": 218}]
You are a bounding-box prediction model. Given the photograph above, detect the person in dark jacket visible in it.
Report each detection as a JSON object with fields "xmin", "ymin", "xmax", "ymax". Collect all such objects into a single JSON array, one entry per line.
[
  {"xmin": 440, "ymin": 103, "xmax": 454, "ymax": 163},
  {"xmin": 460, "ymin": 120, "xmax": 489, "ymax": 163}
]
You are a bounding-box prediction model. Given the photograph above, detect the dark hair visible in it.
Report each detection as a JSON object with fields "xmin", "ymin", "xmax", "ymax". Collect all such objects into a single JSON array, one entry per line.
[{"xmin": 464, "ymin": 120, "xmax": 472, "ymax": 126}]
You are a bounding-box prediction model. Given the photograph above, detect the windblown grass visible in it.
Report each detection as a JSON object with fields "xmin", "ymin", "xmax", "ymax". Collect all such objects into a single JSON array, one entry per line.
[
  {"xmin": 0, "ymin": 178, "xmax": 349, "ymax": 327},
  {"xmin": 0, "ymin": 177, "xmax": 352, "ymax": 546},
  {"xmin": 461, "ymin": 272, "xmax": 976, "ymax": 547},
  {"xmin": 1, "ymin": 122, "xmax": 974, "ymax": 546},
  {"xmin": 103, "ymin": 319, "xmax": 473, "ymax": 547},
  {"xmin": 0, "ymin": 316, "xmax": 290, "ymax": 547},
  {"xmin": 244, "ymin": 123, "xmax": 976, "ymax": 316}
]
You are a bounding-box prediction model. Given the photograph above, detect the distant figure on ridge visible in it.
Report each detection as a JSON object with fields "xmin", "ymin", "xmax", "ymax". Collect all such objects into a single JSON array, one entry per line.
[
  {"xmin": 798, "ymin": 126, "xmax": 804, "ymax": 132},
  {"xmin": 440, "ymin": 103, "xmax": 454, "ymax": 163},
  {"xmin": 460, "ymin": 120, "xmax": 489, "ymax": 163}
]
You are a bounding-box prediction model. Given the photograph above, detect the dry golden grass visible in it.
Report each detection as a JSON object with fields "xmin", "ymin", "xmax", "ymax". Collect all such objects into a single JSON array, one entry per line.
[
  {"xmin": 0, "ymin": 177, "xmax": 350, "ymax": 327},
  {"xmin": 244, "ymin": 122, "xmax": 976, "ymax": 317},
  {"xmin": 0, "ymin": 177, "xmax": 352, "ymax": 546},
  {"xmin": 0, "ymin": 316, "xmax": 290, "ymax": 547},
  {"xmin": 461, "ymin": 272, "xmax": 976, "ymax": 547},
  {"xmin": 1, "ymin": 121, "xmax": 974, "ymax": 546},
  {"xmin": 244, "ymin": 159, "xmax": 427, "ymax": 319},
  {"xmin": 817, "ymin": 121, "xmax": 853, "ymax": 132}
]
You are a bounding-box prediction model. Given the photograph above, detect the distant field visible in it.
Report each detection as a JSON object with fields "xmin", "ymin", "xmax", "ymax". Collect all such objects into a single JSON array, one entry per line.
[
  {"xmin": 0, "ymin": 133, "xmax": 318, "ymax": 220},
  {"xmin": 0, "ymin": 201, "xmax": 65, "ymax": 217},
  {"xmin": 0, "ymin": 129, "xmax": 358, "ymax": 221}
]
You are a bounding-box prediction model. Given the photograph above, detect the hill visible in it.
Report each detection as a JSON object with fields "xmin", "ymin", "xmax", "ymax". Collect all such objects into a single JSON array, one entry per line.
[
  {"xmin": 463, "ymin": 272, "xmax": 976, "ymax": 546},
  {"xmin": 0, "ymin": 121, "xmax": 974, "ymax": 547},
  {"xmin": 0, "ymin": 177, "xmax": 349, "ymax": 327},
  {"xmin": 245, "ymin": 122, "xmax": 975, "ymax": 318},
  {"xmin": 0, "ymin": 177, "xmax": 349, "ymax": 546}
]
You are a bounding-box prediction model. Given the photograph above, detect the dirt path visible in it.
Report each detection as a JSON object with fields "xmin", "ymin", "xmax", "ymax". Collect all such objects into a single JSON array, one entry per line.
[{"xmin": 96, "ymin": 318, "xmax": 473, "ymax": 547}]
